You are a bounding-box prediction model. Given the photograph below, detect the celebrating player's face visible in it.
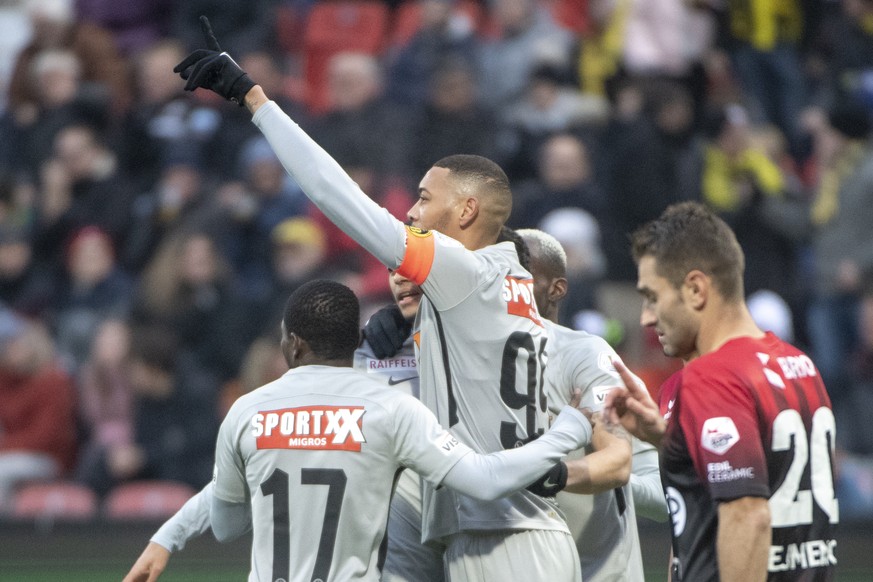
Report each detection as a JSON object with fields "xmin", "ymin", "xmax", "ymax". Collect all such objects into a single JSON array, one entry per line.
[
  {"xmin": 389, "ymin": 270, "xmax": 422, "ymax": 320},
  {"xmin": 636, "ymin": 256, "xmax": 698, "ymax": 359},
  {"xmin": 407, "ymin": 166, "xmax": 461, "ymax": 237}
]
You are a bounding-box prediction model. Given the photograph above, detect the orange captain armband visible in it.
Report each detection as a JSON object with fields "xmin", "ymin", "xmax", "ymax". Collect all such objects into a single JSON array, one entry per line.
[{"xmin": 396, "ymin": 226, "xmax": 435, "ymax": 285}]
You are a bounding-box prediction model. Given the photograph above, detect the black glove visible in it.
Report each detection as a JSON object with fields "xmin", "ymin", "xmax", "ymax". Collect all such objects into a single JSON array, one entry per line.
[
  {"xmin": 526, "ymin": 461, "xmax": 568, "ymax": 497},
  {"xmin": 173, "ymin": 16, "xmax": 256, "ymax": 106},
  {"xmin": 363, "ymin": 304, "xmax": 412, "ymax": 359}
]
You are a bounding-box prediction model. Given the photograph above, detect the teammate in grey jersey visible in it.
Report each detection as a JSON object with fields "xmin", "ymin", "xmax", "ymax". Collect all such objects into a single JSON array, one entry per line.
[
  {"xmin": 518, "ymin": 229, "xmax": 668, "ymax": 582},
  {"xmin": 122, "ymin": 275, "xmax": 440, "ymax": 582},
  {"xmin": 174, "ymin": 24, "xmax": 588, "ymax": 581},
  {"xmin": 212, "ymin": 280, "xmax": 591, "ymax": 582}
]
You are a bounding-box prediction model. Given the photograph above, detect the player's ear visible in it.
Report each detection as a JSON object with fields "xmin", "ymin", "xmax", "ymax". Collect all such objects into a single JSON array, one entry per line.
[
  {"xmin": 458, "ymin": 196, "xmax": 479, "ymax": 228},
  {"xmin": 683, "ymin": 270, "xmax": 708, "ymax": 310},
  {"xmin": 550, "ymin": 277, "xmax": 568, "ymax": 304},
  {"xmin": 284, "ymin": 332, "xmax": 305, "ymax": 368}
]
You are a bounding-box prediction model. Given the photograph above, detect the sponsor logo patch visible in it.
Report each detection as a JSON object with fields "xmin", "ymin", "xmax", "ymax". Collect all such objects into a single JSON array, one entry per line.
[
  {"xmin": 701, "ymin": 417, "xmax": 739, "ymax": 455},
  {"xmin": 367, "ymin": 357, "xmax": 416, "ymax": 371},
  {"xmin": 592, "ymin": 385, "xmax": 614, "ymax": 406},
  {"xmin": 251, "ymin": 406, "xmax": 366, "ymax": 451},
  {"xmin": 707, "ymin": 460, "xmax": 754, "ymax": 483},
  {"xmin": 501, "ymin": 276, "xmax": 543, "ymax": 326}
]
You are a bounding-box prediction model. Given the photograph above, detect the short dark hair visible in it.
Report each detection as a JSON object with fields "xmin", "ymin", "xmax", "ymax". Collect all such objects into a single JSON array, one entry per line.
[
  {"xmin": 631, "ymin": 202, "xmax": 745, "ymax": 302},
  {"xmin": 433, "ymin": 154, "xmax": 513, "ymax": 229},
  {"xmin": 283, "ymin": 280, "xmax": 361, "ymax": 360},
  {"xmin": 497, "ymin": 226, "xmax": 531, "ymax": 271}
]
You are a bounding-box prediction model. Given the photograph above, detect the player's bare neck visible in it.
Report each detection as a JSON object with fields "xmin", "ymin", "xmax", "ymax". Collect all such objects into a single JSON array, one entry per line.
[{"xmin": 698, "ymin": 301, "xmax": 764, "ymax": 355}]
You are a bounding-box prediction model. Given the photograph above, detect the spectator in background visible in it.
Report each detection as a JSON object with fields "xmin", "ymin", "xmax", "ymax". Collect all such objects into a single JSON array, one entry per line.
[
  {"xmin": 134, "ymin": 231, "xmax": 258, "ymax": 382},
  {"xmin": 122, "ymin": 141, "xmax": 225, "ymax": 273},
  {"xmin": 807, "ymin": 101, "xmax": 873, "ymax": 414},
  {"xmin": 499, "ymin": 63, "xmax": 608, "ymax": 181},
  {"xmin": 311, "ymin": 52, "xmax": 409, "ymax": 177},
  {"xmin": 170, "ymin": 0, "xmax": 273, "ymax": 55},
  {"xmin": 218, "ymin": 326, "xmax": 287, "ymax": 415},
  {"xmin": 600, "ymin": 80, "xmax": 699, "ymax": 281},
  {"xmin": 816, "ymin": 0, "xmax": 873, "ymax": 113},
  {"xmin": 118, "ymin": 39, "xmax": 221, "ymax": 189},
  {"xmin": 5, "ymin": 49, "xmax": 109, "ymax": 179},
  {"xmin": 385, "ymin": 0, "xmax": 479, "ymax": 111},
  {"xmin": 78, "ymin": 324, "xmax": 218, "ymax": 495},
  {"xmin": 73, "ymin": 318, "xmax": 134, "ymax": 497},
  {"xmin": 0, "ymin": 312, "xmax": 77, "ymax": 506},
  {"xmin": 7, "ymin": 0, "xmax": 130, "ymax": 120},
  {"xmin": 699, "ymin": 103, "xmax": 804, "ymax": 304},
  {"xmin": 75, "ymin": 0, "xmax": 172, "ymax": 56},
  {"xmin": 845, "ymin": 277, "xmax": 873, "ymax": 455},
  {"xmin": 539, "ymin": 207, "xmax": 607, "ymax": 328},
  {"xmin": 255, "ymin": 217, "xmax": 331, "ymax": 334},
  {"xmin": 32, "ymin": 123, "xmax": 136, "ymax": 270},
  {"xmin": 218, "ymin": 136, "xmax": 307, "ymax": 297},
  {"xmin": 406, "ymin": 57, "xmax": 497, "ymax": 179},
  {"xmin": 477, "ymin": 0, "xmax": 574, "ymax": 111},
  {"xmin": 720, "ymin": 0, "xmax": 808, "ymax": 157},
  {"xmin": 619, "ymin": 0, "xmax": 714, "ymax": 111},
  {"xmin": 510, "ymin": 132, "xmax": 607, "ymax": 229},
  {"xmin": 53, "ymin": 226, "xmax": 132, "ymax": 372},
  {"xmin": 0, "ymin": 225, "xmax": 57, "ymax": 319}
]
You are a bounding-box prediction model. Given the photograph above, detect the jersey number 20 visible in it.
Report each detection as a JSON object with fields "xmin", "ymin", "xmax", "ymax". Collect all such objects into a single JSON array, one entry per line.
[{"xmin": 769, "ymin": 407, "xmax": 838, "ymax": 527}]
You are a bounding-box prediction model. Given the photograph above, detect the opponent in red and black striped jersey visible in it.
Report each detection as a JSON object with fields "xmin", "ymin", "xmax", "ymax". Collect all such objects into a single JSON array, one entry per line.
[{"xmin": 660, "ymin": 333, "xmax": 837, "ymax": 581}]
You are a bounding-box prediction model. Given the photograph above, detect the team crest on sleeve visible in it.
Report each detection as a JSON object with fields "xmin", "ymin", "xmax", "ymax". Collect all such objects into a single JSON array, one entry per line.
[
  {"xmin": 405, "ymin": 225, "xmax": 431, "ymax": 238},
  {"xmin": 251, "ymin": 405, "xmax": 366, "ymax": 451},
  {"xmin": 700, "ymin": 417, "xmax": 739, "ymax": 455},
  {"xmin": 597, "ymin": 352, "xmax": 617, "ymax": 373}
]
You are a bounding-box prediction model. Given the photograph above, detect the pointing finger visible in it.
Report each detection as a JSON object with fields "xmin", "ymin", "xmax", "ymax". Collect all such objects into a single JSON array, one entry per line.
[
  {"xmin": 200, "ymin": 15, "xmax": 221, "ymax": 52},
  {"xmin": 613, "ymin": 358, "xmax": 646, "ymax": 398}
]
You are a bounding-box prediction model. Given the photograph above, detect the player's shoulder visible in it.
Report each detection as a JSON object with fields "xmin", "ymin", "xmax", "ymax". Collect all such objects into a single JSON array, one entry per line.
[
  {"xmin": 226, "ymin": 366, "xmax": 400, "ymax": 419},
  {"xmin": 547, "ymin": 320, "xmax": 614, "ymax": 352},
  {"xmin": 545, "ymin": 320, "xmax": 618, "ymax": 367}
]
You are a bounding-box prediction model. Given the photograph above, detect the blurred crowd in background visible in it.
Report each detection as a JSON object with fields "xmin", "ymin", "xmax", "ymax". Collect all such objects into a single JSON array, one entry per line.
[{"xmin": 0, "ymin": 0, "xmax": 872, "ymax": 520}]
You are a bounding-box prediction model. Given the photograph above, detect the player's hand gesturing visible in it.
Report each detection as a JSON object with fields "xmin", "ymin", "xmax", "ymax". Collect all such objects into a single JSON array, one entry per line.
[
  {"xmin": 173, "ymin": 16, "xmax": 255, "ymax": 105},
  {"xmin": 603, "ymin": 359, "xmax": 666, "ymax": 447}
]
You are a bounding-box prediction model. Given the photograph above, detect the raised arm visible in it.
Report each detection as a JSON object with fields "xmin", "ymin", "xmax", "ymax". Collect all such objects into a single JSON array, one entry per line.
[{"xmin": 174, "ymin": 19, "xmax": 407, "ymax": 269}]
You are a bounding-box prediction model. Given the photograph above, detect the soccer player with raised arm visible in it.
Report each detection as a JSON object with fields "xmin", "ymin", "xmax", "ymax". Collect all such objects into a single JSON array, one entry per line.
[
  {"xmin": 518, "ymin": 229, "xmax": 668, "ymax": 582},
  {"xmin": 604, "ymin": 202, "xmax": 838, "ymax": 581},
  {"xmin": 173, "ymin": 18, "xmax": 589, "ymax": 581}
]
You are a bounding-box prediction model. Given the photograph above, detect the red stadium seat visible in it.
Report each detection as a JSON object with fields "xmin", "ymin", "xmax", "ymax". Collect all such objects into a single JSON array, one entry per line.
[
  {"xmin": 103, "ymin": 480, "xmax": 197, "ymax": 521},
  {"xmin": 10, "ymin": 482, "xmax": 99, "ymax": 522},
  {"xmin": 302, "ymin": 0, "xmax": 390, "ymax": 113}
]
